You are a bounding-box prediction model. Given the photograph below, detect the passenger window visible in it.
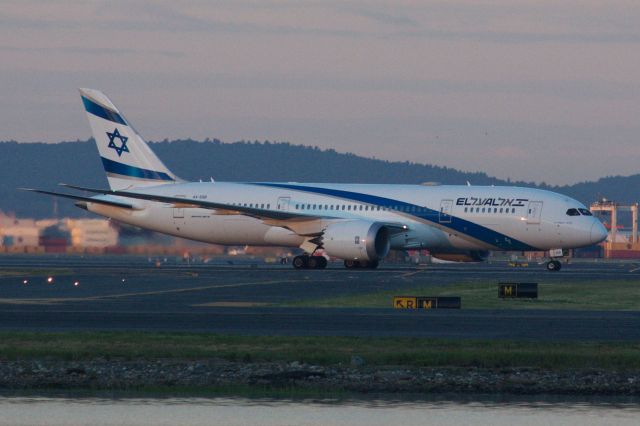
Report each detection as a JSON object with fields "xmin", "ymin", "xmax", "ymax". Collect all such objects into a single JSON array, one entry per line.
[
  {"xmin": 579, "ymin": 208, "xmax": 593, "ymax": 216},
  {"xmin": 499, "ymin": 208, "xmax": 503, "ymax": 213},
  {"xmin": 464, "ymin": 207, "xmax": 468, "ymax": 213},
  {"xmin": 267, "ymin": 204, "xmax": 270, "ymax": 209},
  {"xmin": 511, "ymin": 208, "xmax": 515, "ymax": 213},
  {"xmin": 566, "ymin": 208, "xmax": 581, "ymax": 216},
  {"xmin": 481, "ymin": 208, "xmax": 485, "ymax": 213}
]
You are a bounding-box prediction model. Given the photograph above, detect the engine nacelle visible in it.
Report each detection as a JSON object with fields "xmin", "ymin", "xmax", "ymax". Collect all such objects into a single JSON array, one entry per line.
[
  {"xmin": 323, "ymin": 221, "xmax": 391, "ymax": 262},
  {"xmin": 430, "ymin": 250, "xmax": 489, "ymax": 263}
]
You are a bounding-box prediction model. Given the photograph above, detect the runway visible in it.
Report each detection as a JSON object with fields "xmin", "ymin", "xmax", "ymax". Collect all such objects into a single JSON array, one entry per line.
[{"xmin": 1, "ymin": 255, "xmax": 639, "ymax": 340}]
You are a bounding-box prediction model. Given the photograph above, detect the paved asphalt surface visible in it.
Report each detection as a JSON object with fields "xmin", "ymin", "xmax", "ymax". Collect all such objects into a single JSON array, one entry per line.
[{"xmin": 1, "ymin": 255, "xmax": 639, "ymax": 341}]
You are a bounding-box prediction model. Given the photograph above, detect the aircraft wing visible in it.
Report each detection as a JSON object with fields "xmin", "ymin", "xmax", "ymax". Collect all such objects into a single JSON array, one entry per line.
[
  {"xmin": 57, "ymin": 184, "xmax": 325, "ymax": 221},
  {"xmin": 46, "ymin": 184, "xmax": 411, "ymax": 239},
  {"xmin": 20, "ymin": 188, "xmax": 137, "ymax": 210},
  {"xmin": 57, "ymin": 184, "xmax": 412, "ymax": 233}
]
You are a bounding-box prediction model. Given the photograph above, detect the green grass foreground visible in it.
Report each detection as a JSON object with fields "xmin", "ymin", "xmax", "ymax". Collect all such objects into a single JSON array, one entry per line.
[
  {"xmin": 287, "ymin": 279, "xmax": 640, "ymax": 310},
  {"xmin": 0, "ymin": 332, "xmax": 639, "ymax": 370}
]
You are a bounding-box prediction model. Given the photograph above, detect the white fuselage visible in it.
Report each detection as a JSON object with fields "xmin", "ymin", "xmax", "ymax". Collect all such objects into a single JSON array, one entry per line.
[{"xmin": 87, "ymin": 181, "xmax": 606, "ymax": 253}]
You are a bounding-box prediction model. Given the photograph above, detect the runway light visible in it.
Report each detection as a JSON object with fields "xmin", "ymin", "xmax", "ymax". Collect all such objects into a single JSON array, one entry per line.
[
  {"xmin": 121, "ymin": 278, "xmax": 126, "ymax": 283},
  {"xmin": 47, "ymin": 276, "xmax": 54, "ymax": 284},
  {"xmin": 73, "ymin": 281, "xmax": 80, "ymax": 287},
  {"xmin": 22, "ymin": 279, "xmax": 28, "ymax": 285}
]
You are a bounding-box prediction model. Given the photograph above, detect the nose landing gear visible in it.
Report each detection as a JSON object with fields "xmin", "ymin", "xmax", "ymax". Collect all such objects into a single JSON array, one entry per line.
[{"xmin": 545, "ymin": 260, "xmax": 562, "ymax": 271}]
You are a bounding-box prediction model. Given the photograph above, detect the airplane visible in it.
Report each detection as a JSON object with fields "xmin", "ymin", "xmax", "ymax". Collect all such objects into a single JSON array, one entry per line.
[{"xmin": 24, "ymin": 88, "xmax": 608, "ymax": 271}]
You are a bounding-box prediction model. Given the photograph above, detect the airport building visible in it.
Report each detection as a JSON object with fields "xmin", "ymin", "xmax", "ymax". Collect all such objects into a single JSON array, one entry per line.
[
  {"xmin": 0, "ymin": 212, "xmax": 227, "ymax": 256},
  {"xmin": 590, "ymin": 201, "xmax": 640, "ymax": 259},
  {"xmin": 66, "ymin": 219, "xmax": 118, "ymax": 249}
]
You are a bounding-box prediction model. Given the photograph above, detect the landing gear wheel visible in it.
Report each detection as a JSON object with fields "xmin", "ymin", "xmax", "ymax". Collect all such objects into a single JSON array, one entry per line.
[
  {"xmin": 546, "ymin": 260, "xmax": 562, "ymax": 271},
  {"xmin": 293, "ymin": 255, "xmax": 308, "ymax": 269},
  {"xmin": 307, "ymin": 256, "xmax": 320, "ymax": 269},
  {"xmin": 317, "ymin": 256, "xmax": 328, "ymax": 269},
  {"xmin": 344, "ymin": 259, "xmax": 360, "ymax": 269}
]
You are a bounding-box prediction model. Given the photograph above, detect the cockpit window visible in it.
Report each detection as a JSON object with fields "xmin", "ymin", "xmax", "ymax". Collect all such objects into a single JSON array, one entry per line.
[
  {"xmin": 578, "ymin": 208, "xmax": 593, "ymax": 216},
  {"xmin": 566, "ymin": 208, "xmax": 580, "ymax": 216}
]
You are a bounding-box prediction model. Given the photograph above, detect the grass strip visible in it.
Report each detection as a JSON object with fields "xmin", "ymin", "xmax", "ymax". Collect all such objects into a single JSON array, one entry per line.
[
  {"xmin": 285, "ymin": 279, "xmax": 640, "ymax": 310},
  {"xmin": 0, "ymin": 331, "xmax": 639, "ymax": 370},
  {"xmin": 0, "ymin": 268, "xmax": 74, "ymax": 278}
]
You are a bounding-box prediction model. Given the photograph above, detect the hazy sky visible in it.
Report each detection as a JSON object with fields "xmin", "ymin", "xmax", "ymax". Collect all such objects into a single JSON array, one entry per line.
[{"xmin": 2, "ymin": 0, "xmax": 640, "ymax": 185}]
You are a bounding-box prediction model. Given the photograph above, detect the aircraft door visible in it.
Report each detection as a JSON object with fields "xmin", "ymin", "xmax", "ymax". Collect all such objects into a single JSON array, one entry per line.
[
  {"xmin": 439, "ymin": 199, "xmax": 453, "ymax": 223},
  {"xmin": 526, "ymin": 201, "xmax": 543, "ymax": 224},
  {"xmin": 173, "ymin": 195, "xmax": 186, "ymax": 218},
  {"xmin": 277, "ymin": 196, "xmax": 291, "ymax": 212}
]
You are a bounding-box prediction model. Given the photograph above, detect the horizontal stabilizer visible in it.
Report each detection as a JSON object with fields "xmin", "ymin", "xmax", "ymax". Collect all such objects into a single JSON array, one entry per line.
[{"xmin": 19, "ymin": 188, "xmax": 136, "ymax": 210}]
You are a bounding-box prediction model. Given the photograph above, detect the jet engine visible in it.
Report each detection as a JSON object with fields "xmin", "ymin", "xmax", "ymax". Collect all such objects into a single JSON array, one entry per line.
[
  {"xmin": 322, "ymin": 221, "xmax": 391, "ymax": 262},
  {"xmin": 430, "ymin": 250, "xmax": 489, "ymax": 263}
]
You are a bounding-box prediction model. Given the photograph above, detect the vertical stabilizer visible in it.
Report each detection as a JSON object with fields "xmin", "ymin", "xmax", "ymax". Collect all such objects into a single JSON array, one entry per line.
[{"xmin": 79, "ymin": 88, "xmax": 180, "ymax": 190}]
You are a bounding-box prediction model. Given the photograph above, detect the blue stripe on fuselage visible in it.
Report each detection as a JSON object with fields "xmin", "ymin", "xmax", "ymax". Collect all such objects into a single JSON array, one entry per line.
[
  {"xmin": 252, "ymin": 182, "xmax": 537, "ymax": 251},
  {"xmin": 82, "ymin": 96, "xmax": 127, "ymax": 125},
  {"xmin": 101, "ymin": 157, "xmax": 174, "ymax": 181}
]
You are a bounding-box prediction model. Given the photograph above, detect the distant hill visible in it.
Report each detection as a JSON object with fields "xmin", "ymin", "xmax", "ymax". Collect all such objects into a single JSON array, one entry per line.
[{"xmin": 0, "ymin": 139, "xmax": 637, "ymax": 218}]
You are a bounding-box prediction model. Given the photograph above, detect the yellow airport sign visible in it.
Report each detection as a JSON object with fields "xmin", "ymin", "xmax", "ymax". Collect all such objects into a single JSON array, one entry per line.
[
  {"xmin": 393, "ymin": 296, "xmax": 417, "ymax": 309},
  {"xmin": 393, "ymin": 296, "xmax": 461, "ymax": 309}
]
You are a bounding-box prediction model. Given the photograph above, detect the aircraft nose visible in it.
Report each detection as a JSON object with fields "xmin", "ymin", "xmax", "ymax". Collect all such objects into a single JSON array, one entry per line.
[{"xmin": 590, "ymin": 221, "xmax": 608, "ymax": 244}]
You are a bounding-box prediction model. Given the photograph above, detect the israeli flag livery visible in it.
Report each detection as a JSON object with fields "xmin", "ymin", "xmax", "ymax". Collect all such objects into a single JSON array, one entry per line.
[{"xmin": 79, "ymin": 88, "xmax": 179, "ymax": 190}]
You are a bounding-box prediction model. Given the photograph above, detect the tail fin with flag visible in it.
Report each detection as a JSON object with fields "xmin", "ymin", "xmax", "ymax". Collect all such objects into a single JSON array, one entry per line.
[{"xmin": 79, "ymin": 88, "xmax": 180, "ymax": 190}]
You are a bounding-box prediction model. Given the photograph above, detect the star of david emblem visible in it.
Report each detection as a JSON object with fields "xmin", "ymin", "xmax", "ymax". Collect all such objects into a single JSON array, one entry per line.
[{"xmin": 106, "ymin": 128, "xmax": 129, "ymax": 157}]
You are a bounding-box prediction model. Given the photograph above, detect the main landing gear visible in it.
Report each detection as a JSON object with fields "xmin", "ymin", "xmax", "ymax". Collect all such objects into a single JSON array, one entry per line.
[
  {"xmin": 545, "ymin": 260, "xmax": 562, "ymax": 271},
  {"xmin": 292, "ymin": 255, "xmax": 328, "ymax": 269},
  {"xmin": 344, "ymin": 259, "xmax": 379, "ymax": 269}
]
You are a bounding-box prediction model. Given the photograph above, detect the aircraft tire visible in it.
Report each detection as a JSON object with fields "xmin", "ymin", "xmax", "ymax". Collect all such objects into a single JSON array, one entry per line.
[
  {"xmin": 344, "ymin": 259, "xmax": 357, "ymax": 269},
  {"xmin": 307, "ymin": 256, "xmax": 319, "ymax": 269},
  {"xmin": 317, "ymin": 256, "xmax": 328, "ymax": 269},
  {"xmin": 293, "ymin": 255, "xmax": 308, "ymax": 269},
  {"xmin": 546, "ymin": 260, "xmax": 561, "ymax": 271}
]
